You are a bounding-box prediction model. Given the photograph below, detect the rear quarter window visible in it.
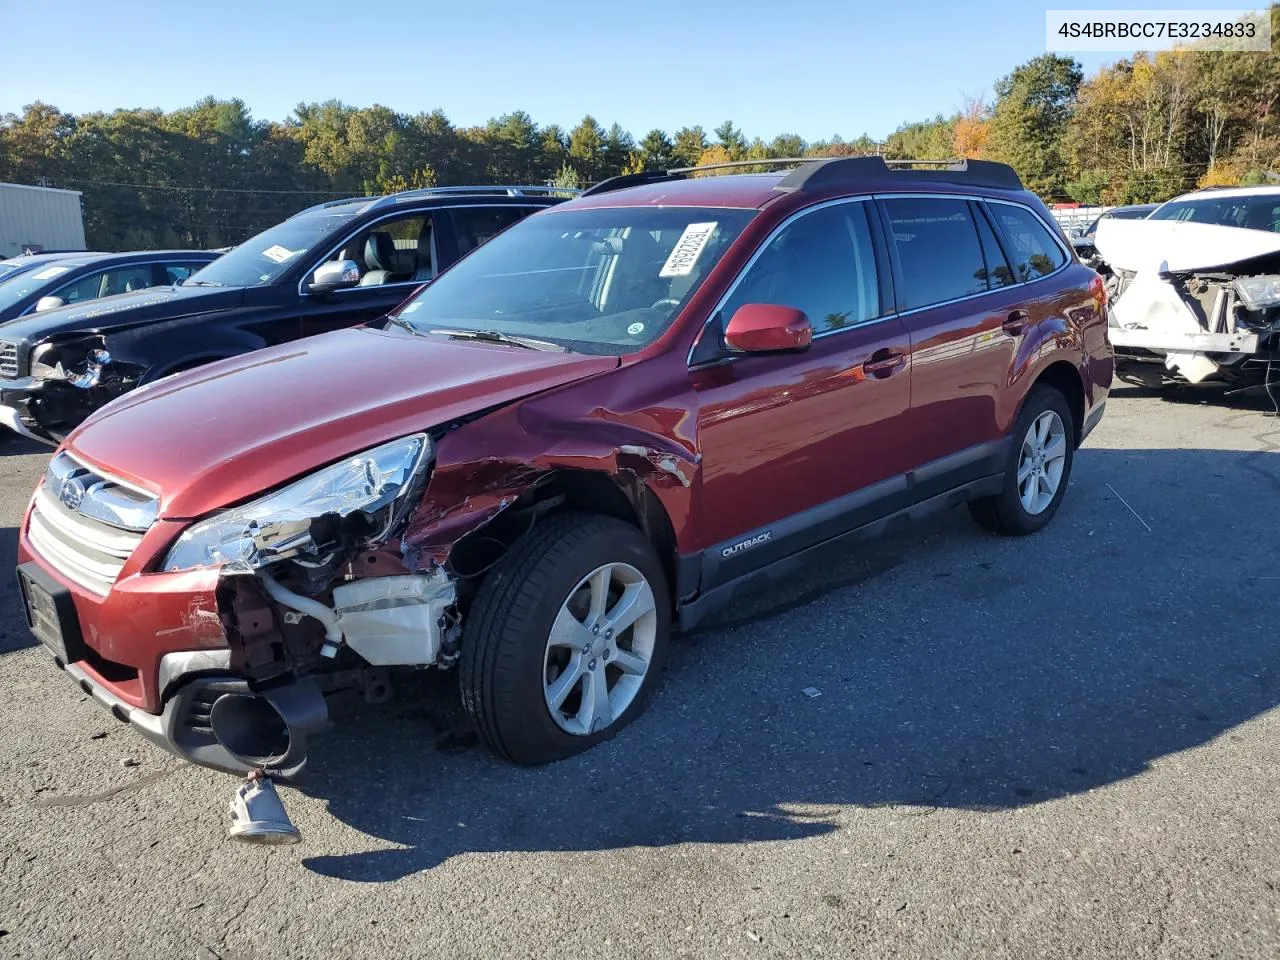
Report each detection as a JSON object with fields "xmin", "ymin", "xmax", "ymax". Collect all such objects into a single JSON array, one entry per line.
[{"xmin": 989, "ymin": 204, "xmax": 1067, "ymax": 281}]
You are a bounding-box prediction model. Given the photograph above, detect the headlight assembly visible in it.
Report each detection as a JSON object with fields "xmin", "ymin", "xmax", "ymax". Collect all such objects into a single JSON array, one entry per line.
[
  {"xmin": 161, "ymin": 434, "xmax": 433, "ymax": 573},
  {"xmin": 30, "ymin": 338, "xmax": 113, "ymax": 389},
  {"xmin": 1233, "ymin": 275, "xmax": 1280, "ymax": 311}
]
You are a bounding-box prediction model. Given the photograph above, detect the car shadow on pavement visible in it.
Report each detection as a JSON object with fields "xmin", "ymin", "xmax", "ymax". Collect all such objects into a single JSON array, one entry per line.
[
  {"xmin": 1111, "ymin": 378, "xmax": 1280, "ymax": 414},
  {"xmin": 0, "ymin": 435, "xmax": 48, "ymax": 458},
  {"xmin": 0, "ymin": 525, "xmax": 35, "ymax": 655},
  {"xmin": 298, "ymin": 442, "xmax": 1280, "ymax": 881}
]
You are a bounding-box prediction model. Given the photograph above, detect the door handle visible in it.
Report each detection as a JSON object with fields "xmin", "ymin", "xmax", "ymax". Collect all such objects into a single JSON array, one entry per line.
[
  {"xmin": 1003, "ymin": 309, "xmax": 1031, "ymax": 335},
  {"xmin": 863, "ymin": 350, "xmax": 906, "ymax": 378}
]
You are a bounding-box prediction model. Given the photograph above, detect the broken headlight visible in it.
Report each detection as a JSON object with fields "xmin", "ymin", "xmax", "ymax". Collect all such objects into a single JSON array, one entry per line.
[
  {"xmin": 30, "ymin": 338, "xmax": 113, "ymax": 389},
  {"xmin": 1233, "ymin": 275, "xmax": 1280, "ymax": 311},
  {"xmin": 161, "ymin": 434, "xmax": 432, "ymax": 572}
]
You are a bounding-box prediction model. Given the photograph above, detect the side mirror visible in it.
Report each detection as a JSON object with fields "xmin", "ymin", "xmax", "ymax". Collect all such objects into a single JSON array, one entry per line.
[
  {"xmin": 724, "ymin": 304, "xmax": 812, "ymax": 354},
  {"xmin": 34, "ymin": 295, "xmax": 66, "ymax": 313},
  {"xmin": 307, "ymin": 259, "xmax": 361, "ymax": 294}
]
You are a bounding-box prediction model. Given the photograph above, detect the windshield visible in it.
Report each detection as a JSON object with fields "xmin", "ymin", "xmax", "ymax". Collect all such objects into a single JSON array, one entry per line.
[
  {"xmin": 0, "ymin": 261, "xmax": 32, "ymax": 282},
  {"xmin": 0, "ymin": 262, "xmax": 77, "ymax": 313},
  {"xmin": 1149, "ymin": 194, "xmax": 1280, "ymax": 232},
  {"xmin": 1085, "ymin": 206, "xmax": 1153, "ymax": 237},
  {"xmin": 184, "ymin": 210, "xmax": 358, "ymax": 287},
  {"xmin": 392, "ymin": 206, "xmax": 755, "ymax": 355},
  {"xmin": 1110, "ymin": 206, "xmax": 1154, "ymax": 220}
]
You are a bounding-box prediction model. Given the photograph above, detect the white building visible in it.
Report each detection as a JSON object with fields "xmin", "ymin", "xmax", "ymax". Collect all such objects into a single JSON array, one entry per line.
[{"xmin": 0, "ymin": 182, "xmax": 87, "ymax": 258}]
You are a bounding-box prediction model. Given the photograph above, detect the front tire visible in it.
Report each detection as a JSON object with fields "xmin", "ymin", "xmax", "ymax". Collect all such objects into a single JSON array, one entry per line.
[
  {"xmin": 969, "ymin": 385, "xmax": 1075, "ymax": 536},
  {"xmin": 460, "ymin": 512, "xmax": 671, "ymax": 765}
]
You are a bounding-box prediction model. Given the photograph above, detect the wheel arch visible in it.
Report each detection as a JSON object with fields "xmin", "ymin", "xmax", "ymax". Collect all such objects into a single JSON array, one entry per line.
[
  {"xmin": 1025, "ymin": 359, "xmax": 1086, "ymax": 447},
  {"xmin": 441, "ymin": 466, "xmax": 682, "ymax": 611}
]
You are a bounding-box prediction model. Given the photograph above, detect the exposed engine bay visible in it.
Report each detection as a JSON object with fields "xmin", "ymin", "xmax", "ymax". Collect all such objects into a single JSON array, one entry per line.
[{"xmin": 1090, "ymin": 217, "xmax": 1280, "ymax": 388}]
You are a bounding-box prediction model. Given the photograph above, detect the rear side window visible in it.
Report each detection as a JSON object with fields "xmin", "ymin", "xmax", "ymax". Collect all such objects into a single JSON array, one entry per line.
[
  {"xmin": 452, "ymin": 207, "xmax": 534, "ymax": 257},
  {"xmin": 51, "ymin": 271, "xmax": 106, "ymax": 304},
  {"xmin": 721, "ymin": 201, "xmax": 881, "ymax": 335},
  {"xmin": 54, "ymin": 266, "xmax": 156, "ymax": 304},
  {"xmin": 164, "ymin": 263, "xmax": 207, "ymax": 284},
  {"xmin": 989, "ymin": 204, "xmax": 1067, "ymax": 281},
  {"xmin": 883, "ymin": 198, "xmax": 987, "ymax": 309},
  {"xmin": 974, "ymin": 207, "xmax": 1017, "ymax": 289}
]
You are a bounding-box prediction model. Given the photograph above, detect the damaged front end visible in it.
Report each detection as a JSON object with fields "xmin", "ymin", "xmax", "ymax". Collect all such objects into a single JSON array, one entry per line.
[
  {"xmin": 1092, "ymin": 218, "xmax": 1280, "ymax": 386},
  {"xmin": 0, "ymin": 333, "xmax": 141, "ymax": 444},
  {"xmin": 165, "ymin": 433, "xmax": 463, "ymax": 775}
]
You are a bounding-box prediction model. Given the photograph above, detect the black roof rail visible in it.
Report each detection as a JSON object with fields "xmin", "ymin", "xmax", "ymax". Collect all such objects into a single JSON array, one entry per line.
[
  {"xmin": 778, "ymin": 156, "xmax": 1023, "ymax": 192},
  {"xmin": 582, "ymin": 156, "xmax": 1024, "ymax": 199},
  {"xmin": 582, "ymin": 170, "xmax": 686, "ymax": 196},
  {"xmin": 667, "ymin": 157, "xmax": 812, "ymax": 175},
  {"xmin": 584, "ymin": 158, "xmax": 819, "ymax": 196},
  {"xmin": 288, "ymin": 195, "xmax": 377, "ymax": 218}
]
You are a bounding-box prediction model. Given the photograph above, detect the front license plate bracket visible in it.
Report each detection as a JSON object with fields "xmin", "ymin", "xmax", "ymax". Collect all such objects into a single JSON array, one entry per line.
[{"xmin": 17, "ymin": 561, "xmax": 86, "ymax": 664}]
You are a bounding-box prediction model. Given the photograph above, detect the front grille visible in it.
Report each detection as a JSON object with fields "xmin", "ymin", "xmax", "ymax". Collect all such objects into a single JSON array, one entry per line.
[
  {"xmin": 26, "ymin": 452, "xmax": 158, "ymax": 595},
  {"xmin": 0, "ymin": 340, "xmax": 17, "ymax": 378}
]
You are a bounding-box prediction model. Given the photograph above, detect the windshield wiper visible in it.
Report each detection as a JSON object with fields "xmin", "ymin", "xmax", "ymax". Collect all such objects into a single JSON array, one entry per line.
[
  {"xmin": 429, "ymin": 328, "xmax": 567, "ymax": 352},
  {"xmin": 381, "ymin": 314, "xmax": 422, "ymax": 335},
  {"xmin": 183, "ymin": 279, "xmax": 224, "ymax": 288}
]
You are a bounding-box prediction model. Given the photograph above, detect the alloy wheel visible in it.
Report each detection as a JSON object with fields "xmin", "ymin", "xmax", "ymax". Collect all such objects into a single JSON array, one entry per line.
[
  {"xmin": 1017, "ymin": 410, "xmax": 1067, "ymax": 515},
  {"xmin": 542, "ymin": 562, "xmax": 658, "ymax": 736}
]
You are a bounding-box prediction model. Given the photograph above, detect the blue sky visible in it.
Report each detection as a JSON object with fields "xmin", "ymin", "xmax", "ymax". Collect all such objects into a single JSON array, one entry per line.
[{"xmin": 0, "ymin": 0, "xmax": 1237, "ymax": 141}]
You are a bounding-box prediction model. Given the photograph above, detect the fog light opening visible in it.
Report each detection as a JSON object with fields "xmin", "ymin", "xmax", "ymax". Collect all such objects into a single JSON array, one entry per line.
[{"xmin": 209, "ymin": 693, "xmax": 291, "ymax": 767}]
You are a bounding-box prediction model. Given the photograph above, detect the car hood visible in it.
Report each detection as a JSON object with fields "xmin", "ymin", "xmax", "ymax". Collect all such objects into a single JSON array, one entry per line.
[
  {"xmin": 1094, "ymin": 217, "xmax": 1280, "ymax": 273},
  {"xmin": 66, "ymin": 326, "xmax": 619, "ymax": 518},
  {"xmin": 0, "ymin": 284, "xmax": 243, "ymax": 341}
]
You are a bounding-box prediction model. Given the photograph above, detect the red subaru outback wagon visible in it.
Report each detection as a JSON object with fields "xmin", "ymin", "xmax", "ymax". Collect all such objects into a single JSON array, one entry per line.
[{"xmin": 17, "ymin": 157, "xmax": 1112, "ymax": 777}]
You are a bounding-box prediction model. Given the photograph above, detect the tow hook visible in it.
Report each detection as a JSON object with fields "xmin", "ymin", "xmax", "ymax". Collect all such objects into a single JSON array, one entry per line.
[{"xmin": 228, "ymin": 768, "xmax": 301, "ymax": 845}]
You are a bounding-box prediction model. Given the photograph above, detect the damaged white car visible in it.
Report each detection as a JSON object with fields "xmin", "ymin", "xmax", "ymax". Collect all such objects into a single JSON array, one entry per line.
[{"xmin": 1092, "ymin": 185, "xmax": 1280, "ymax": 389}]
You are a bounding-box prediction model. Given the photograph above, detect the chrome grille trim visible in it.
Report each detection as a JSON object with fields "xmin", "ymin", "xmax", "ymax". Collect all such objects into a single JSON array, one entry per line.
[
  {"xmin": 32, "ymin": 487, "xmax": 143, "ymax": 555},
  {"xmin": 0, "ymin": 340, "xmax": 17, "ymax": 378},
  {"xmin": 26, "ymin": 452, "xmax": 158, "ymax": 595}
]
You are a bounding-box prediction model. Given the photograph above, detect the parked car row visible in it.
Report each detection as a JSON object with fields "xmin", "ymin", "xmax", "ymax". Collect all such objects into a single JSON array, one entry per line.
[
  {"xmin": 13, "ymin": 158, "xmax": 1113, "ymax": 840},
  {"xmin": 0, "ymin": 188, "xmax": 570, "ymax": 445}
]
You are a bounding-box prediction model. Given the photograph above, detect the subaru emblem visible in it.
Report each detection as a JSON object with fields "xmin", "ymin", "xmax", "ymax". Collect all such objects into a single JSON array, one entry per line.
[{"xmin": 58, "ymin": 476, "xmax": 85, "ymax": 512}]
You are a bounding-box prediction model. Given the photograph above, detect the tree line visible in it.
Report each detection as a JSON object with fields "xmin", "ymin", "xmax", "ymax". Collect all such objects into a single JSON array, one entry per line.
[{"xmin": 2, "ymin": 5, "xmax": 1278, "ymax": 250}]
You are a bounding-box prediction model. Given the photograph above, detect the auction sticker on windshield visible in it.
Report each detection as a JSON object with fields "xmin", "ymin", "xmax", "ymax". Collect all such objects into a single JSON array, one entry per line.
[
  {"xmin": 30, "ymin": 266, "xmax": 71, "ymax": 280},
  {"xmin": 262, "ymin": 244, "xmax": 300, "ymax": 264},
  {"xmin": 659, "ymin": 223, "xmax": 717, "ymax": 277}
]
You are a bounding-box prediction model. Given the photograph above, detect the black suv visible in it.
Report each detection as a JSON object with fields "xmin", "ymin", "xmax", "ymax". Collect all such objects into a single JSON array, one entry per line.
[{"xmin": 0, "ymin": 186, "xmax": 571, "ymax": 444}]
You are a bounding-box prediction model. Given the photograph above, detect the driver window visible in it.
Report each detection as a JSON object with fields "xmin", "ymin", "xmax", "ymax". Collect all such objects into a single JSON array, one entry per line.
[
  {"xmin": 51, "ymin": 271, "xmax": 107, "ymax": 304},
  {"xmin": 719, "ymin": 201, "xmax": 881, "ymax": 338},
  {"xmin": 317, "ymin": 214, "xmax": 433, "ymax": 287}
]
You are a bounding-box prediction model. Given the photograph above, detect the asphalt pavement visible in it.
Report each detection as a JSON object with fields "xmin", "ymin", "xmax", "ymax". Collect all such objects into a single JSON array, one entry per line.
[{"xmin": 1, "ymin": 385, "xmax": 1278, "ymax": 959}]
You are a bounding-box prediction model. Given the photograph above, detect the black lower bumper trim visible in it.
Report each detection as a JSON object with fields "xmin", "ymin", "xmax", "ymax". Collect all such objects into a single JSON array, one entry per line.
[{"xmin": 56, "ymin": 656, "xmax": 329, "ymax": 779}]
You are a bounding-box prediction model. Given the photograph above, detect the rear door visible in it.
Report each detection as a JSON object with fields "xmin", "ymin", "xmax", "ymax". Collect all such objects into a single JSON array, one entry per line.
[
  {"xmin": 877, "ymin": 196, "xmax": 1026, "ymax": 485},
  {"xmin": 690, "ymin": 198, "xmax": 913, "ymax": 587}
]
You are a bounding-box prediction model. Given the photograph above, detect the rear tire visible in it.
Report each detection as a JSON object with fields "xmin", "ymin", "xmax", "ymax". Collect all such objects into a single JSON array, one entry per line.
[
  {"xmin": 460, "ymin": 512, "xmax": 671, "ymax": 765},
  {"xmin": 969, "ymin": 385, "xmax": 1075, "ymax": 536}
]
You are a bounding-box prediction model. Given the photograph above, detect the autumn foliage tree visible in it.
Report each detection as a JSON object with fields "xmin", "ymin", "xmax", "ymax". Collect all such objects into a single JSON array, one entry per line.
[{"xmin": 953, "ymin": 96, "xmax": 991, "ymax": 158}]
